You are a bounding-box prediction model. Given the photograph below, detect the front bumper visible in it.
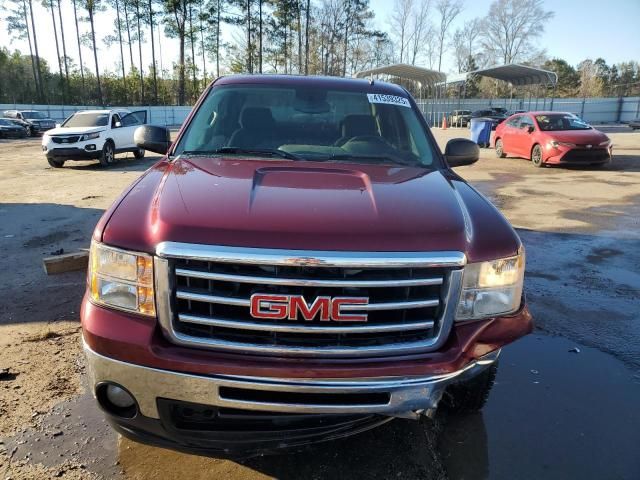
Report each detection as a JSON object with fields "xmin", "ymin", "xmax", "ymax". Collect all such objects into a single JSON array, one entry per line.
[
  {"xmin": 545, "ymin": 145, "xmax": 612, "ymax": 165},
  {"xmin": 44, "ymin": 146, "xmax": 101, "ymax": 160},
  {"xmin": 84, "ymin": 342, "xmax": 499, "ymax": 455},
  {"xmin": 85, "ymin": 341, "xmax": 499, "ymax": 419}
]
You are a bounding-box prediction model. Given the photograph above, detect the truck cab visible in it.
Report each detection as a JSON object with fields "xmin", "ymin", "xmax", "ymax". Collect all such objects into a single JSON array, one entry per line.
[{"xmin": 82, "ymin": 75, "xmax": 532, "ymax": 457}]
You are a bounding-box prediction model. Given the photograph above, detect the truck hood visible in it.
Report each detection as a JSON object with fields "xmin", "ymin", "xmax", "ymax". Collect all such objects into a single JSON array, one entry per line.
[
  {"xmin": 101, "ymin": 157, "xmax": 521, "ymax": 262},
  {"xmin": 45, "ymin": 126, "xmax": 104, "ymax": 136}
]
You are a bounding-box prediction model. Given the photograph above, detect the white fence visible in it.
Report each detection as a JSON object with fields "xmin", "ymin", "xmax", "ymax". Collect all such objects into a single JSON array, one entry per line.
[
  {"xmin": 417, "ymin": 97, "xmax": 640, "ymax": 127},
  {"xmin": 0, "ymin": 104, "xmax": 192, "ymax": 127},
  {"xmin": 3, "ymin": 96, "xmax": 639, "ymax": 128}
]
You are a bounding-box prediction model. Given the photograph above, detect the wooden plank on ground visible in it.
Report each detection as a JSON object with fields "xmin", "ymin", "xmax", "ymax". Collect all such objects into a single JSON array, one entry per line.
[{"xmin": 43, "ymin": 251, "xmax": 89, "ymax": 275}]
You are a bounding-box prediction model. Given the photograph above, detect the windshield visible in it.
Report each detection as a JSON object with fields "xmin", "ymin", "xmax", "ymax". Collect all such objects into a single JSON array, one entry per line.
[
  {"xmin": 22, "ymin": 111, "xmax": 45, "ymax": 119},
  {"xmin": 62, "ymin": 112, "xmax": 109, "ymax": 128},
  {"xmin": 535, "ymin": 114, "xmax": 591, "ymax": 131},
  {"xmin": 174, "ymin": 84, "xmax": 438, "ymax": 167}
]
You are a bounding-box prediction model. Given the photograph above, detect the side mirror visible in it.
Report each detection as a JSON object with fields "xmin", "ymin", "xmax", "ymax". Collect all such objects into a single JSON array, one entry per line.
[
  {"xmin": 134, "ymin": 125, "xmax": 171, "ymax": 154},
  {"xmin": 527, "ymin": 125, "xmax": 534, "ymax": 133},
  {"xmin": 55, "ymin": 123, "xmax": 61, "ymax": 128},
  {"xmin": 444, "ymin": 138, "xmax": 480, "ymax": 167},
  {"xmin": 114, "ymin": 121, "xmax": 122, "ymax": 128}
]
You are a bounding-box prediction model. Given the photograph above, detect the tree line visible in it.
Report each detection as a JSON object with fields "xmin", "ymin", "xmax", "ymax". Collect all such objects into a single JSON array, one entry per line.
[{"xmin": 1, "ymin": 0, "xmax": 638, "ymax": 106}]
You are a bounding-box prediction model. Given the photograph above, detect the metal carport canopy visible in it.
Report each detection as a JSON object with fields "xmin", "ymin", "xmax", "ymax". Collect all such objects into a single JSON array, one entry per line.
[
  {"xmin": 354, "ymin": 64, "xmax": 446, "ymax": 87},
  {"xmin": 440, "ymin": 64, "xmax": 558, "ymax": 87}
]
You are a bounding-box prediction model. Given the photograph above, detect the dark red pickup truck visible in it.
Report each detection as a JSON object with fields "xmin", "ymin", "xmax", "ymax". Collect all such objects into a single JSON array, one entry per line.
[{"xmin": 81, "ymin": 75, "xmax": 532, "ymax": 457}]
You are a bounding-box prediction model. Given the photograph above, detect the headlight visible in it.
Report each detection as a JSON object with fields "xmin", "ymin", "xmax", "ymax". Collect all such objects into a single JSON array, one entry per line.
[
  {"xmin": 89, "ymin": 241, "xmax": 155, "ymax": 316},
  {"xmin": 80, "ymin": 132, "xmax": 101, "ymax": 141},
  {"xmin": 549, "ymin": 140, "xmax": 575, "ymax": 148},
  {"xmin": 456, "ymin": 248, "xmax": 525, "ymax": 320}
]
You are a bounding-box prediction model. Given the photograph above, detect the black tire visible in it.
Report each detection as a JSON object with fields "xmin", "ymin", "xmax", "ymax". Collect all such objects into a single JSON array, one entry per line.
[
  {"xmin": 27, "ymin": 126, "xmax": 34, "ymax": 137},
  {"xmin": 99, "ymin": 141, "xmax": 115, "ymax": 167},
  {"xmin": 47, "ymin": 157, "xmax": 65, "ymax": 168},
  {"xmin": 495, "ymin": 138, "xmax": 506, "ymax": 158},
  {"xmin": 441, "ymin": 362, "xmax": 498, "ymax": 414},
  {"xmin": 531, "ymin": 144, "xmax": 544, "ymax": 168},
  {"xmin": 133, "ymin": 148, "xmax": 145, "ymax": 159}
]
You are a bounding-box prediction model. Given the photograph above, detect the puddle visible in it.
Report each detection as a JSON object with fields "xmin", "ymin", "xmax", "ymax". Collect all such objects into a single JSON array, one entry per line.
[
  {"xmin": 439, "ymin": 334, "xmax": 640, "ymax": 480},
  {"xmin": 116, "ymin": 411, "xmax": 446, "ymax": 479}
]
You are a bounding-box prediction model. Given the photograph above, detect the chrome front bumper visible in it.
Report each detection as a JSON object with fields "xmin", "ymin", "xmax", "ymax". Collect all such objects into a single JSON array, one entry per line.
[{"xmin": 84, "ymin": 343, "xmax": 500, "ymax": 420}]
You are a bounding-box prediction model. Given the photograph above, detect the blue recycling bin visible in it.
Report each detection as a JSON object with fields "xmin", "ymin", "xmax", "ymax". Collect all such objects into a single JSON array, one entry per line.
[{"xmin": 470, "ymin": 118, "xmax": 493, "ymax": 148}]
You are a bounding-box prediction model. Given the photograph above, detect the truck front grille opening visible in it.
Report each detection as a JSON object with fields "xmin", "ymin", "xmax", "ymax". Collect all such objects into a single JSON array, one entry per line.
[
  {"xmin": 218, "ymin": 386, "xmax": 391, "ymax": 407},
  {"xmin": 158, "ymin": 248, "xmax": 459, "ymax": 357},
  {"xmin": 157, "ymin": 398, "xmax": 380, "ymax": 434}
]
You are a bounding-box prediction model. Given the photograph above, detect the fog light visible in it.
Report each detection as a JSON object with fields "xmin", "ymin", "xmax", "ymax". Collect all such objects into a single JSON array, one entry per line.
[
  {"xmin": 85, "ymin": 144, "xmax": 96, "ymax": 151},
  {"xmin": 105, "ymin": 384, "xmax": 135, "ymax": 408}
]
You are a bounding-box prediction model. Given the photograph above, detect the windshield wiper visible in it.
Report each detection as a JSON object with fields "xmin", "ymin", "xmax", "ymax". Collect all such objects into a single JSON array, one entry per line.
[
  {"xmin": 324, "ymin": 153, "xmax": 419, "ymax": 167},
  {"xmin": 181, "ymin": 147, "xmax": 301, "ymax": 160}
]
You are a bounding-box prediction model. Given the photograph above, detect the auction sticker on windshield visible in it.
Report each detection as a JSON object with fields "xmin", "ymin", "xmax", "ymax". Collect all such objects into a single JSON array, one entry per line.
[{"xmin": 367, "ymin": 94, "xmax": 410, "ymax": 108}]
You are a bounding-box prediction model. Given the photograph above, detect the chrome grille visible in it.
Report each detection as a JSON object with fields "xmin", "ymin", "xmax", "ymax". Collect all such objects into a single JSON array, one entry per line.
[{"xmin": 155, "ymin": 242, "xmax": 465, "ymax": 358}]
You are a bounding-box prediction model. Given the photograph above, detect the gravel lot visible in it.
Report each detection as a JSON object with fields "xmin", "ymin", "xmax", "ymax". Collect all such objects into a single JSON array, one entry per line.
[{"xmin": 0, "ymin": 126, "xmax": 639, "ymax": 479}]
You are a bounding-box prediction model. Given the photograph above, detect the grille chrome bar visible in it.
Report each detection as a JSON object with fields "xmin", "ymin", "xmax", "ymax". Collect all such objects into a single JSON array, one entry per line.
[
  {"xmin": 175, "ymin": 268, "xmax": 444, "ymax": 288},
  {"xmin": 176, "ymin": 291, "xmax": 249, "ymax": 307},
  {"xmin": 176, "ymin": 289, "xmax": 439, "ymax": 311},
  {"xmin": 158, "ymin": 242, "xmax": 467, "ymax": 268},
  {"xmin": 178, "ymin": 313, "xmax": 435, "ymax": 334}
]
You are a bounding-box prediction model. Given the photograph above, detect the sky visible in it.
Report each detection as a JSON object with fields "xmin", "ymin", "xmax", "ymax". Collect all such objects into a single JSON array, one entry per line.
[{"xmin": 1, "ymin": 0, "xmax": 639, "ymax": 78}]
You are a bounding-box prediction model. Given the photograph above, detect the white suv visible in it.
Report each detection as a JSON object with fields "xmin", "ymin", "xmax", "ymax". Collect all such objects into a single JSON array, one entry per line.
[{"xmin": 42, "ymin": 109, "xmax": 147, "ymax": 168}]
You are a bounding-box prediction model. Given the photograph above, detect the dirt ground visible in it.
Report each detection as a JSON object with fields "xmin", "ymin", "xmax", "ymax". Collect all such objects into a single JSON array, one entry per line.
[{"xmin": 0, "ymin": 125, "xmax": 639, "ymax": 479}]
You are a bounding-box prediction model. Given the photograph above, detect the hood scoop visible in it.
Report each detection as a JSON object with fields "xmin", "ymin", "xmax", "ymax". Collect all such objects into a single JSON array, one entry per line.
[
  {"xmin": 253, "ymin": 166, "xmax": 371, "ymax": 189},
  {"xmin": 249, "ymin": 166, "xmax": 377, "ymax": 213}
]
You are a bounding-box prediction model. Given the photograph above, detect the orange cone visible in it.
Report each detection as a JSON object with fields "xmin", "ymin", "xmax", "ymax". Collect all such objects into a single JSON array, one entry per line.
[{"xmin": 441, "ymin": 114, "xmax": 448, "ymax": 129}]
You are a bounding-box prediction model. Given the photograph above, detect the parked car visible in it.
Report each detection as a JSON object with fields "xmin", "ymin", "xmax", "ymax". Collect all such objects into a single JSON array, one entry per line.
[
  {"xmin": 0, "ymin": 118, "xmax": 28, "ymax": 138},
  {"xmin": 41, "ymin": 109, "xmax": 147, "ymax": 168},
  {"xmin": 489, "ymin": 107, "xmax": 508, "ymax": 116},
  {"xmin": 629, "ymin": 118, "xmax": 640, "ymax": 130},
  {"xmin": 82, "ymin": 74, "xmax": 532, "ymax": 457},
  {"xmin": 493, "ymin": 111, "xmax": 612, "ymax": 167},
  {"xmin": 450, "ymin": 109, "xmax": 472, "ymax": 127},
  {"xmin": 3, "ymin": 109, "xmax": 56, "ymax": 136},
  {"xmin": 470, "ymin": 109, "xmax": 507, "ymax": 130}
]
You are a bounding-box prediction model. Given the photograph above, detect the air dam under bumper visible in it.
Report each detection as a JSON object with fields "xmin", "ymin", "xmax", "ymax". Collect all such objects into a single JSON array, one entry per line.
[{"xmin": 85, "ymin": 342, "xmax": 499, "ymax": 454}]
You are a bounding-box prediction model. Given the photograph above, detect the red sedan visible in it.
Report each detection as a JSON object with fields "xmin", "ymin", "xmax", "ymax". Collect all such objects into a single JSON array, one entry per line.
[{"xmin": 493, "ymin": 112, "xmax": 612, "ymax": 167}]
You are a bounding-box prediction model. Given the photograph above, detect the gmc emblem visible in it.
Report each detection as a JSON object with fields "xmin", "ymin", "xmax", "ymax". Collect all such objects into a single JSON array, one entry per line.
[{"xmin": 250, "ymin": 294, "xmax": 369, "ymax": 322}]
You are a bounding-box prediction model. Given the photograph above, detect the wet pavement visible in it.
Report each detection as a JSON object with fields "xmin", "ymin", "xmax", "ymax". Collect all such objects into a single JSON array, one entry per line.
[{"xmin": 440, "ymin": 334, "xmax": 640, "ymax": 480}]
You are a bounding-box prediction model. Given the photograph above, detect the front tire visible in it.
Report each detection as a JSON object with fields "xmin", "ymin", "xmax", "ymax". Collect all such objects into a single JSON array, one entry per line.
[
  {"xmin": 99, "ymin": 141, "xmax": 115, "ymax": 167},
  {"xmin": 133, "ymin": 148, "xmax": 145, "ymax": 159},
  {"xmin": 495, "ymin": 138, "xmax": 506, "ymax": 158},
  {"xmin": 531, "ymin": 144, "xmax": 544, "ymax": 168},
  {"xmin": 441, "ymin": 363, "xmax": 498, "ymax": 414},
  {"xmin": 47, "ymin": 157, "xmax": 65, "ymax": 168}
]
